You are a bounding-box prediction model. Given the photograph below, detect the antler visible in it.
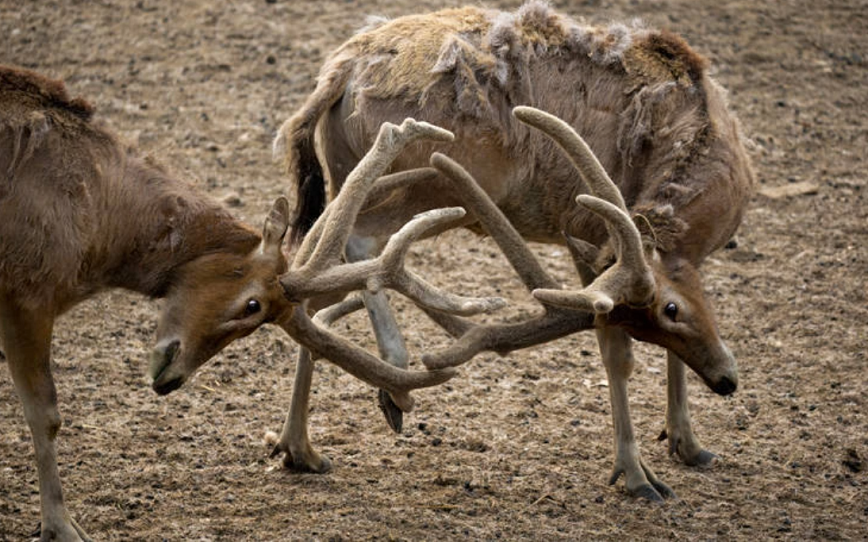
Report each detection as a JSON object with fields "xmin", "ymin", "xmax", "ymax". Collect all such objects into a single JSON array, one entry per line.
[
  {"xmin": 418, "ymin": 152, "xmax": 596, "ymax": 369},
  {"xmin": 512, "ymin": 106, "xmax": 656, "ymax": 311},
  {"xmin": 406, "ymin": 106, "xmax": 657, "ymax": 370},
  {"xmin": 282, "ymin": 118, "xmax": 504, "ymax": 315},
  {"xmin": 276, "ymin": 118, "xmax": 509, "ymax": 406}
]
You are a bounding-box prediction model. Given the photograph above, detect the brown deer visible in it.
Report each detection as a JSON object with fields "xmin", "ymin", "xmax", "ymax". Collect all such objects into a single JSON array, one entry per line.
[
  {"xmin": 272, "ymin": 2, "xmax": 755, "ymax": 501},
  {"xmin": 0, "ymin": 65, "xmax": 462, "ymax": 541}
]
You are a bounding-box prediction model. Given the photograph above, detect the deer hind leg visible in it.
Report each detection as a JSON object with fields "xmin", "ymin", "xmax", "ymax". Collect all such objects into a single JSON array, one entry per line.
[
  {"xmin": 597, "ymin": 327, "xmax": 676, "ymax": 501},
  {"xmin": 271, "ymin": 347, "xmax": 332, "ymax": 473},
  {"xmin": 660, "ymin": 351, "xmax": 718, "ymax": 466},
  {"xmin": 345, "ymin": 234, "xmax": 409, "ymax": 433},
  {"xmin": 0, "ymin": 298, "xmax": 91, "ymax": 541}
]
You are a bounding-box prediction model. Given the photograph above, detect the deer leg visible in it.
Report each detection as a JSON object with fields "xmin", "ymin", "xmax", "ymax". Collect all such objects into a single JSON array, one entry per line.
[
  {"xmin": 345, "ymin": 234, "xmax": 409, "ymax": 433},
  {"xmin": 659, "ymin": 351, "xmax": 718, "ymax": 466},
  {"xmin": 0, "ymin": 299, "xmax": 91, "ymax": 541},
  {"xmin": 270, "ymin": 347, "xmax": 332, "ymax": 473},
  {"xmin": 597, "ymin": 328, "xmax": 676, "ymax": 502}
]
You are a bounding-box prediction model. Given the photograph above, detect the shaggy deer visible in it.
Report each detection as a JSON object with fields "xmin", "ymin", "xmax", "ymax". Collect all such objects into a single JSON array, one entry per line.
[
  {"xmin": 273, "ymin": 2, "xmax": 754, "ymax": 500},
  {"xmin": 0, "ymin": 65, "xmax": 462, "ymax": 541}
]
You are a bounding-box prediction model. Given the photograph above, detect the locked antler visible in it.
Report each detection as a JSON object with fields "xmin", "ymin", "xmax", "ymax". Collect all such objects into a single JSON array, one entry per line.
[
  {"xmin": 276, "ymin": 118, "xmax": 508, "ymax": 409},
  {"xmin": 412, "ymin": 106, "xmax": 657, "ymax": 369},
  {"xmin": 512, "ymin": 106, "xmax": 656, "ymax": 312}
]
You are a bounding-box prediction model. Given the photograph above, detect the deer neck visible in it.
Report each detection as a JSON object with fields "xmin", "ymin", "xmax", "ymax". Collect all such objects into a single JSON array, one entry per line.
[{"xmin": 92, "ymin": 154, "xmax": 260, "ymax": 298}]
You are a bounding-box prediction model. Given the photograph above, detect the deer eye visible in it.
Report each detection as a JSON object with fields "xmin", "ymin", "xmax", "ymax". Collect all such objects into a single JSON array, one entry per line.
[
  {"xmin": 664, "ymin": 302, "xmax": 678, "ymax": 321},
  {"xmin": 245, "ymin": 299, "xmax": 262, "ymax": 316}
]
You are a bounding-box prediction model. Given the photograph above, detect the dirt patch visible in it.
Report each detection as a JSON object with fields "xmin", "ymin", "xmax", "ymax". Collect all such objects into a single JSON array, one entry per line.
[{"xmin": 1, "ymin": 0, "xmax": 865, "ymax": 540}]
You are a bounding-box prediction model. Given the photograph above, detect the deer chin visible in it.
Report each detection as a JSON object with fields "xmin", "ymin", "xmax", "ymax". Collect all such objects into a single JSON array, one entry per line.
[{"xmin": 149, "ymin": 339, "xmax": 186, "ymax": 395}]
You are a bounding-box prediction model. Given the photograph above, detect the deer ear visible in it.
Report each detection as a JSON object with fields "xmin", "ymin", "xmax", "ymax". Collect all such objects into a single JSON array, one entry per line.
[{"xmin": 261, "ymin": 197, "xmax": 290, "ymax": 256}]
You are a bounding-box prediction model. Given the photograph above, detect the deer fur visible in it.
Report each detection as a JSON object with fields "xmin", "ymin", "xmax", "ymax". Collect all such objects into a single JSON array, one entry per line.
[
  {"xmin": 274, "ymin": 1, "xmax": 755, "ymax": 501},
  {"xmin": 0, "ymin": 64, "xmax": 272, "ymax": 540},
  {"xmin": 0, "ymin": 65, "xmax": 465, "ymax": 540}
]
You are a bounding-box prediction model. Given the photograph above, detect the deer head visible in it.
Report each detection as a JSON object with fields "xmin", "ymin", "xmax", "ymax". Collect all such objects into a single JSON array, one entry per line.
[
  {"xmin": 149, "ymin": 198, "xmax": 293, "ymax": 395},
  {"xmin": 602, "ymin": 254, "xmax": 737, "ymax": 395},
  {"xmin": 147, "ymin": 118, "xmax": 505, "ymax": 403},
  {"xmin": 512, "ymin": 106, "xmax": 737, "ymax": 396}
]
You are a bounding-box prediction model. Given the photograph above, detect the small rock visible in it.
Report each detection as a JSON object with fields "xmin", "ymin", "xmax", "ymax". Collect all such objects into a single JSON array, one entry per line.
[
  {"xmin": 843, "ymin": 449, "xmax": 862, "ymax": 473},
  {"xmin": 222, "ymin": 192, "xmax": 244, "ymax": 208}
]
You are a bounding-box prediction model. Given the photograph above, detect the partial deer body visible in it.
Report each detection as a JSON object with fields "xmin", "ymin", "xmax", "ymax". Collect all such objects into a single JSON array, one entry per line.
[
  {"xmin": 0, "ymin": 65, "xmax": 458, "ymax": 540},
  {"xmin": 273, "ymin": 2, "xmax": 754, "ymax": 500}
]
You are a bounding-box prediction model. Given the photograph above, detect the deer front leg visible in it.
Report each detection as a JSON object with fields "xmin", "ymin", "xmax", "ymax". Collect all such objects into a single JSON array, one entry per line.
[
  {"xmin": 659, "ymin": 351, "xmax": 718, "ymax": 466},
  {"xmin": 270, "ymin": 347, "xmax": 332, "ymax": 473},
  {"xmin": 0, "ymin": 300, "xmax": 91, "ymax": 541},
  {"xmin": 346, "ymin": 234, "xmax": 409, "ymax": 433},
  {"xmin": 597, "ymin": 328, "xmax": 676, "ymax": 502}
]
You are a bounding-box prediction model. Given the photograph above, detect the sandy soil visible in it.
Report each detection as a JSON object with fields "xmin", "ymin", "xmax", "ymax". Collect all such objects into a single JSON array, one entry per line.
[{"xmin": 1, "ymin": 0, "xmax": 866, "ymax": 540}]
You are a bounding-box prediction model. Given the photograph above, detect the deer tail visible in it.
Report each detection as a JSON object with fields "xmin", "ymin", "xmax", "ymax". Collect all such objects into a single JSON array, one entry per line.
[{"xmin": 273, "ymin": 53, "xmax": 356, "ymax": 246}]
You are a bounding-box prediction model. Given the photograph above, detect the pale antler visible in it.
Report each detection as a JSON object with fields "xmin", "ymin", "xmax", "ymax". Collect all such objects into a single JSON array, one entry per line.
[
  {"xmin": 512, "ymin": 106, "xmax": 656, "ymax": 311},
  {"xmin": 419, "ymin": 152, "xmax": 596, "ymax": 369},
  {"xmin": 414, "ymin": 105, "xmax": 658, "ymax": 370},
  {"xmin": 275, "ymin": 118, "xmax": 510, "ymax": 407},
  {"xmin": 282, "ymin": 118, "xmax": 504, "ymax": 315}
]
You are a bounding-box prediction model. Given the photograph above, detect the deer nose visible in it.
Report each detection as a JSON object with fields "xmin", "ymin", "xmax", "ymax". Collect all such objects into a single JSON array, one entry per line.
[
  {"xmin": 149, "ymin": 339, "xmax": 183, "ymax": 396},
  {"xmin": 711, "ymin": 375, "xmax": 737, "ymax": 396}
]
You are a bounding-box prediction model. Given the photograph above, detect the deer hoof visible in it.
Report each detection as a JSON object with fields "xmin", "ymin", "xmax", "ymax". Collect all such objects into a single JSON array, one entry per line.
[
  {"xmin": 284, "ymin": 451, "xmax": 332, "ymax": 474},
  {"xmin": 630, "ymin": 483, "xmax": 666, "ymax": 502},
  {"xmin": 268, "ymin": 436, "xmax": 333, "ymax": 474},
  {"xmin": 683, "ymin": 449, "xmax": 719, "ymax": 468},
  {"xmin": 660, "ymin": 427, "xmax": 719, "ymax": 468},
  {"xmin": 378, "ymin": 389, "xmax": 404, "ymax": 433}
]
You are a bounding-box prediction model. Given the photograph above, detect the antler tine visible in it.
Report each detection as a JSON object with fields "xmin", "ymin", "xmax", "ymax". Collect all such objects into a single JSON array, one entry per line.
[
  {"xmin": 533, "ymin": 196, "xmax": 653, "ymax": 312},
  {"xmin": 292, "ymin": 168, "xmax": 441, "ymax": 271},
  {"xmin": 281, "ymin": 304, "xmax": 457, "ymax": 412},
  {"xmin": 363, "ymin": 167, "xmax": 440, "ymax": 213},
  {"xmin": 512, "ymin": 106, "xmax": 655, "ymax": 311},
  {"xmin": 378, "ymin": 208, "xmax": 508, "ymax": 315},
  {"xmin": 513, "ymin": 106, "xmax": 627, "ymax": 212},
  {"xmin": 421, "ymin": 306, "xmax": 594, "ymax": 369},
  {"xmin": 429, "ymin": 152, "xmax": 561, "ymax": 291},
  {"xmin": 284, "ymin": 206, "xmax": 507, "ymax": 316},
  {"xmin": 290, "ymin": 119, "xmax": 454, "ymax": 271},
  {"xmin": 312, "ymin": 293, "xmax": 366, "ymax": 328}
]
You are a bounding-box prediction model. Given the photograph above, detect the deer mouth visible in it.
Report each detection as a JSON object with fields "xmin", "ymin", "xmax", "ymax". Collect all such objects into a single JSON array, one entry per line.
[
  {"xmin": 149, "ymin": 339, "xmax": 184, "ymax": 395},
  {"xmin": 709, "ymin": 374, "xmax": 737, "ymax": 396}
]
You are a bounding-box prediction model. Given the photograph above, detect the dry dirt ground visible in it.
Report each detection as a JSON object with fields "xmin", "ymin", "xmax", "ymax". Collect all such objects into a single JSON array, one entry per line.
[{"xmin": 1, "ymin": 0, "xmax": 866, "ymax": 540}]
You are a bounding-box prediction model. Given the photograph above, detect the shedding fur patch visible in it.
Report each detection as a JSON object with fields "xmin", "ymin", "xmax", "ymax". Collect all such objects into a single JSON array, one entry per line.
[
  {"xmin": 431, "ymin": 34, "xmax": 499, "ymax": 118},
  {"xmin": 631, "ymin": 203, "xmax": 688, "ymax": 254},
  {"xmin": 624, "ymin": 29, "xmax": 709, "ymax": 88},
  {"xmin": 341, "ymin": 1, "xmax": 710, "ymax": 127},
  {"xmin": 1, "ymin": 66, "xmax": 98, "ymax": 179},
  {"xmin": 355, "ymin": 15, "xmax": 389, "ymax": 35}
]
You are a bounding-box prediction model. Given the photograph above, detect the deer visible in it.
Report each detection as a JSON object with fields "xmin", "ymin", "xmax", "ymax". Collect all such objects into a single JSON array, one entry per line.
[
  {"xmin": 271, "ymin": 1, "xmax": 755, "ymax": 501},
  {"xmin": 0, "ymin": 65, "xmax": 478, "ymax": 541}
]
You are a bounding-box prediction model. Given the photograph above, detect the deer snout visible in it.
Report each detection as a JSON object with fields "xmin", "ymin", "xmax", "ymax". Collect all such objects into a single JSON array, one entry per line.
[
  {"xmin": 706, "ymin": 342, "xmax": 738, "ymax": 396},
  {"xmin": 711, "ymin": 374, "xmax": 737, "ymax": 396},
  {"xmin": 149, "ymin": 339, "xmax": 185, "ymax": 395}
]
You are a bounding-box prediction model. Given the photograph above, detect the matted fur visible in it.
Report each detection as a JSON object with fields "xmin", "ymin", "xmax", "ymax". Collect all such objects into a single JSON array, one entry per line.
[
  {"xmin": 276, "ymin": 1, "xmax": 753, "ymax": 257},
  {"xmin": 273, "ymin": 1, "xmax": 755, "ymax": 500}
]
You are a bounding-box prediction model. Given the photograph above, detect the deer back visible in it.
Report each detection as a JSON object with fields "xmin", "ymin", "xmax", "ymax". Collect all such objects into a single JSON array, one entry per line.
[{"xmin": 308, "ymin": 2, "xmax": 753, "ymax": 259}]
